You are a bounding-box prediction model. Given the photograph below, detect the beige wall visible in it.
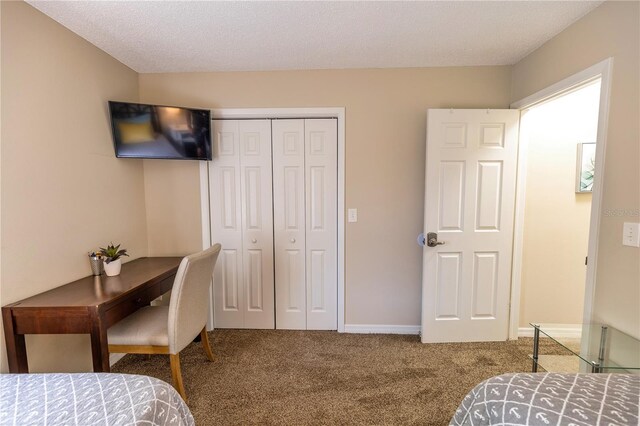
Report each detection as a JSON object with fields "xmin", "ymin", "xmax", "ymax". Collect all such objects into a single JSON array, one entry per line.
[
  {"xmin": 0, "ymin": 2, "xmax": 146, "ymax": 372},
  {"xmin": 143, "ymin": 160, "xmax": 203, "ymax": 256},
  {"xmin": 139, "ymin": 67, "xmax": 513, "ymax": 326},
  {"xmin": 512, "ymin": 1, "xmax": 640, "ymax": 338},
  {"xmin": 519, "ymin": 82, "xmax": 600, "ymax": 327}
]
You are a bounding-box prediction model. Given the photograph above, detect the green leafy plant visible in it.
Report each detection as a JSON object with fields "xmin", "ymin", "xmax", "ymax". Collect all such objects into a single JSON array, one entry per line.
[{"xmin": 99, "ymin": 243, "xmax": 129, "ymax": 264}]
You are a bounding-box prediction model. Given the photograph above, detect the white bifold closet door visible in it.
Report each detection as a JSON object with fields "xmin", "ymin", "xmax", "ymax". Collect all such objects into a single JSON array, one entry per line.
[
  {"xmin": 210, "ymin": 118, "xmax": 337, "ymax": 330},
  {"xmin": 210, "ymin": 119, "xmax": 275, "ymax": 329},
  {"xmin": 272, "ymin": 120, "xmax": 306, "ymax": 329},
  {"xmin": 272, "ymin": 119, "xmax": 338, "ymax": 330}
]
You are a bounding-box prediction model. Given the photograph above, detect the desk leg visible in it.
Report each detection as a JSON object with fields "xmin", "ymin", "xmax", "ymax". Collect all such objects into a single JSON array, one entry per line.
[
  {"xmin": 89, "ymin": 308, "xmax": 110, "ymax": 372},
  {"xmin": 2, "ymin": 308, "xmax": 29, "ymax": 373}
]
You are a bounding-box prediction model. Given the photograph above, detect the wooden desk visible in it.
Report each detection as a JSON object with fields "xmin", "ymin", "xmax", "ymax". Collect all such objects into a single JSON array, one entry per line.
[{"xmin": 2, "ymin": 257, "xmax": 182, "ymax": 373}]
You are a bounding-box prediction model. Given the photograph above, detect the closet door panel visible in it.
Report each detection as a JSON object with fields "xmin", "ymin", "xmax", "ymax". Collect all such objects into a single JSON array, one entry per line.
[
  {"xmin": 305, "ymin": 119, "xmax": 338, "ymax": 330},
  {"xmin": 210, "ymin": 120, "xmax": 245, "ymax": 328},
  {"xmin": 239, "ymin": 120, "xmax": 275, "ymax": 329},
  {"xmin": 272, "ymin": 120, "xmax": 307, "ymax": 329}
]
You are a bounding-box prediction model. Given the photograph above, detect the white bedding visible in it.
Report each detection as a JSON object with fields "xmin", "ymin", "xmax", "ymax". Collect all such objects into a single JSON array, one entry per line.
[{"xmin": 0, "ymin": 373, "xmax": 194, "ymax": 426}]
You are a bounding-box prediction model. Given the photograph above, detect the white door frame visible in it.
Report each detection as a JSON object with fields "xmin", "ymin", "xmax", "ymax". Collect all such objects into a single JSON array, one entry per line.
[
  {"xmin": 508, "ymin": 58, "xmax": 613, "ymax": 339},
  {"xmin": 199, "ymin": 107, "xmax": 346, "ymax": 332}
]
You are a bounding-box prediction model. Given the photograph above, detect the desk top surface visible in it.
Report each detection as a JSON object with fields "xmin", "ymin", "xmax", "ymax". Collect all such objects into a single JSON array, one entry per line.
[{"xmin": 3, "ymin": 257, "xmax": 182, "ymax": 309}]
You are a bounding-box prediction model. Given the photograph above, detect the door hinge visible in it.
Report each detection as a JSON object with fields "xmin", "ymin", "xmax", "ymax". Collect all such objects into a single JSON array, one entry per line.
[{"xmin": 585, "ymin": 256, "xmax": 588, "ymax": 266}]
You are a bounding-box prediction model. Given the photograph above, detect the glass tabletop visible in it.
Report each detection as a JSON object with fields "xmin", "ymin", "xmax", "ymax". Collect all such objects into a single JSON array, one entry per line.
[{"xmin": 531, "ymin": 323, "xmax": 640, "ymax": 372}]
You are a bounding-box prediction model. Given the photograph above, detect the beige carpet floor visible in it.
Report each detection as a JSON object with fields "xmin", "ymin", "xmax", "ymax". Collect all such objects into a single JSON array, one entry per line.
[{"xmin": 112, "ymin": 330, "xmax": 562, "ymax": 425}]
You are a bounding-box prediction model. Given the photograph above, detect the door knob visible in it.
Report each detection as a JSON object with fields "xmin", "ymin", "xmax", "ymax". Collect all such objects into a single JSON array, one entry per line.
[
  {"xmin": 290, "ymin": 238, "xmax": 296, "ymax": 243},
  {"xmin": 251, "ymin": 238, "xmax": 257, "ymax": 244},
  {"xmin": 426, "ymin": 232, "xmax": 445, "ymax": 247}
]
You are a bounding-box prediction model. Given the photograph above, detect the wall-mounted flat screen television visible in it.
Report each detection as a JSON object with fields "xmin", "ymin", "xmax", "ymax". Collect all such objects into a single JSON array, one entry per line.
[{"xmin": 108, "ymin": 101, "xmax": 211, "ymax": 160}]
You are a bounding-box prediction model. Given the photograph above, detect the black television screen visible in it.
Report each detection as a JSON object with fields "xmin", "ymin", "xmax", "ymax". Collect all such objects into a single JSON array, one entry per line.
[{"xmin": 108, "ymin": 101, "xmax": 211, "ymax": 160}]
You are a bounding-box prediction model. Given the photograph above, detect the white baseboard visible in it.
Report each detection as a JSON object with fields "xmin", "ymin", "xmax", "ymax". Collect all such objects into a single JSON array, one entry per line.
[
  {"xmin": 343, "ymin": 324, "xmax": 421, "ymax": 335},
  {"xmin": 518, "ymin": 324, "xmax": 582, "ymax": 339},
  {"xmin": 109, "ymin": 353, "xmax": 125, "ymax": 366}
]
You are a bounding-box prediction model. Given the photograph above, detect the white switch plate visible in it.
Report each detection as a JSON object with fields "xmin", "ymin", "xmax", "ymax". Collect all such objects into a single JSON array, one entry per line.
[
  {"xmin": 622, "ymin": 222, "xmax": 640, "ymax": 247},
  {"xmin": 348, "ymin": 208, "xmax": 358, "ymax": 223}
]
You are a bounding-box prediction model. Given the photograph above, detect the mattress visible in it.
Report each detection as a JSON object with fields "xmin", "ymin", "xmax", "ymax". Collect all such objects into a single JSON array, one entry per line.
[
  {"xmin": 450, "ymin": 372, "xmax": 639, "ymax": 426},
  {"xmin": 0, "ymin": 373, "xmax": 194, "ymax": 426}
]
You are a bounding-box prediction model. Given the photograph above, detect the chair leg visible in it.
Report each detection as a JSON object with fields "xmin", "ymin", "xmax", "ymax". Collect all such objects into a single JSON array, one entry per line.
[
  {"xmin": 170, "ymin": 353, "xmax": 187, "ymax": 402},
  {"xmin": 200, "ymin": 327, "xmax": 215, "ymax": 362}
]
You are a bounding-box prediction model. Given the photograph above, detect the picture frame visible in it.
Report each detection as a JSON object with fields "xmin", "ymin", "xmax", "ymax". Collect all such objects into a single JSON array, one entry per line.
[{"xmin": 576, "ymin": 142, "xmax": 596, "ymax": 193}]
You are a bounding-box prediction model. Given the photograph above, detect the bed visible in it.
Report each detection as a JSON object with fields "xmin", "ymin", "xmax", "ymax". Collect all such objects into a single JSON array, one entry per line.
[
  {"xmin": 0, "ymin": 373, "xmax": 194, "ymax": 425},
  {"xmin": 451, "ymin": 372, "xmax": 639, "ymax": 425}
]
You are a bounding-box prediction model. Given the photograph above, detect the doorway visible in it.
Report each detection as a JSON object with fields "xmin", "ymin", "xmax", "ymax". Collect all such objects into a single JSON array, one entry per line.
[
  {"xmin": 509, "ymin": 58, "xmax": 613, "ymax": 340},
  {"xmin": 517, "ymin": 80, "xmax": 601, "ymax": 334}
]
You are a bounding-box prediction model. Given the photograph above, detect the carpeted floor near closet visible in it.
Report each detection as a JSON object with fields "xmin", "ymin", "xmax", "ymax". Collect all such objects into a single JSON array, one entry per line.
[{"xmin": 112, "ymin": 330, "xmax": 559, "ymax": 425}]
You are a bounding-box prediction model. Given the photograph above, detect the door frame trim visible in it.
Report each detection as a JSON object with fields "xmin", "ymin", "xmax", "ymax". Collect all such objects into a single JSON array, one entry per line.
[
  {"xmin": 200, "ymin": 107, "xmax": 346, "ymax": 332},
  {"xmin": 508, "ymin": 58, "xmax": 613, "ymax": 340}
]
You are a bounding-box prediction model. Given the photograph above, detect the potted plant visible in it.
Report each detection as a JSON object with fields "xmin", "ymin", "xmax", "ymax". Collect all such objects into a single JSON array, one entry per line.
[{"xmin": 99, "ymin": 243, "xmax": 129, "ymax": 276}]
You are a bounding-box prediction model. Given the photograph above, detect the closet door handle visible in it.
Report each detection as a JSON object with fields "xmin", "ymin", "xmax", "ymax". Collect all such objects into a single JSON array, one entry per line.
[
  {"xmin": 290, "ymin": 238, "xmax": 296, "ymax": 243},
  {"xmin": 251, "ymin": 238, "xmax": 257, "ymax": 244}
]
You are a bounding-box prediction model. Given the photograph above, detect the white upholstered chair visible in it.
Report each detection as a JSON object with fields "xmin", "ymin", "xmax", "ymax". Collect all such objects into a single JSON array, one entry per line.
[{"xmin": 108, "ymin": 244, "xmax": 221, "ymax": 401}]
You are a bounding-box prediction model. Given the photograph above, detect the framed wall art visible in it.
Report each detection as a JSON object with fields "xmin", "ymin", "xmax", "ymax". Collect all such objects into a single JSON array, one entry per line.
[{"xmin": 576, "ymin": 142, "xmax": 596, "ymax": 193}]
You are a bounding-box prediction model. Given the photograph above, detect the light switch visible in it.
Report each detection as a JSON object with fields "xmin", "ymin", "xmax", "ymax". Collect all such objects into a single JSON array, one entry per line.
[
  {"xmin": 622, "ymin": 222, "xmax": 640, "ymax": 247},
  {"xmin": 348, "ymin": 208, "xmax": 358, "ymax": 223}
]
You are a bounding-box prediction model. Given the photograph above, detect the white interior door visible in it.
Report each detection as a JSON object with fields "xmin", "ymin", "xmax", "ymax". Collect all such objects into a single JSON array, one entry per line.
[
  {"xmin": 273, "ymin": 120, "xmax": 307, "ymax": 329},
  {"xmin": 305, "ymin": 119, "xmax": 338, "ymax": 330},
  {"xmin": 211, "ymin": 119, "xmax": 274, "ymax": 329},
  {"xmin": 421, "ymin": 109, "xmax": 519, "ymax": 343}
]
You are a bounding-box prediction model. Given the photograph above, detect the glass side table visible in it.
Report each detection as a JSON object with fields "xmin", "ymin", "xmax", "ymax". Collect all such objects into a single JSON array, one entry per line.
[{"xmin": 531, "ymin": 323, "xmax": 640, "ymax": 373}]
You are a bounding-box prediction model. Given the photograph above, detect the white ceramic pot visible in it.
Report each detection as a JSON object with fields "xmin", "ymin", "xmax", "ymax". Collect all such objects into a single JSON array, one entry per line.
[{"xmin": 104, "ymin": 258, "xmax": 122, "ymax": 276}]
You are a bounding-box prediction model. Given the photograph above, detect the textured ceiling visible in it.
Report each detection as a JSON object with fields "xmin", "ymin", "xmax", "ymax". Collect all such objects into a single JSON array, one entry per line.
[{"xmin": 27, "ymin": 1, "xmax": 603, "ymax": 73}]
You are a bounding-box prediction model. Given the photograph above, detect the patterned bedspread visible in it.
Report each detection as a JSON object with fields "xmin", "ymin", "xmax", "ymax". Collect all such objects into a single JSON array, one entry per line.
[
  {"xmin": 451, "ymin": 373, "xmax": 639, "ymax": 426},
  {"xmin": 0, "ymin": 373, "xmax": 194, "ymax": 426}
]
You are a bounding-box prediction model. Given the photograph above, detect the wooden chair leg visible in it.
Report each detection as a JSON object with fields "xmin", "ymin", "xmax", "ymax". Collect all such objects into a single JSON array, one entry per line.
[
  {"xmin": 170, "ymin": 353, "xmax": 187, "ymax": 402},
  {"xmin": 200, "ymin": 327, "xmax": 215, "ymax": 362}
]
